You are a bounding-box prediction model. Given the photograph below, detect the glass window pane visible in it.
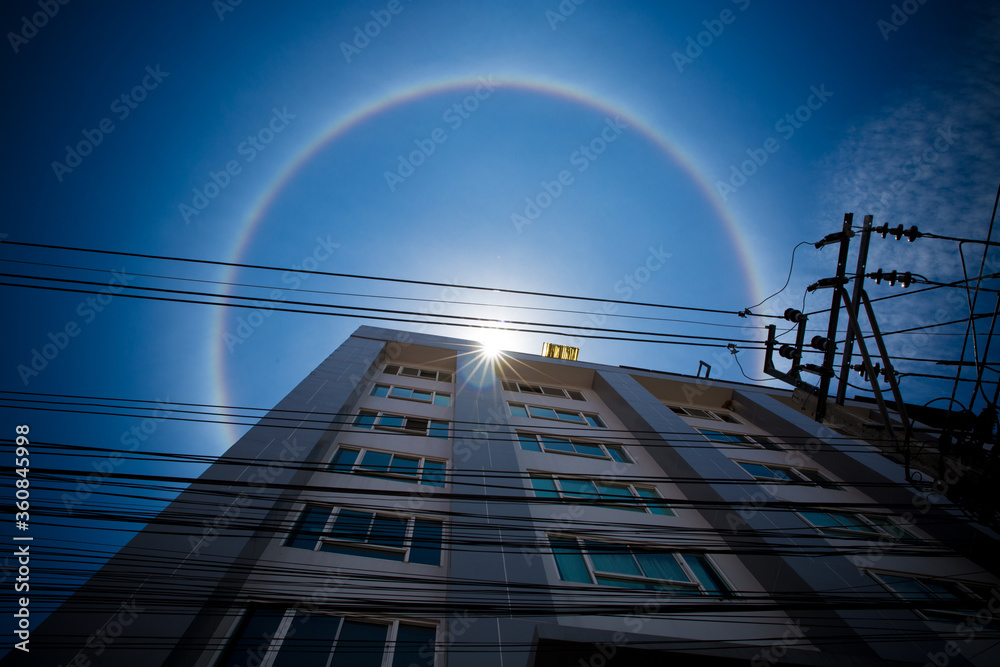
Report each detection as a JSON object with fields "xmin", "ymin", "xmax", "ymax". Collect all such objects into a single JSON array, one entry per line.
[
  {"xmin": 606, "ymin": 446, "xmax": 631, "ymax": 463},
  {"xmin": 881, "ymin": 575, "xmax": 932, "ymax": 599},
  {"xmin": 721, "ymin": 414, "xmax": 740, "ymax": 424},
  {"xmin": 682, "ymin": 555, "xmax": 731, "ymax": 596},
  {"xmin": 541, "ymin": 387, "xmax": 567, "ymax": 397},
  {"xmin": 550, "ymin": 538, "xmax": 592, "ymax": 583},
  {"xmin": 740, "ymin": 462, "xmax": 776, "ymax": 478},
  {"xmin": 403, "ymin": 417, "xmax": 428, "ymax": 433},
  {"xmin": 438, "ymin": 372, "xmax": 452, "ymax": 383},
  {"xmin": 560, "ymin": 478, "xmax": 599, "ymax": 498},
  {"xmin": 379, "ymin": 414, "xmax": 405, "ymax": 429},
  {"xmin": 412, "ymin": 390, "xmax": 432, "ymax": 402},
  {"xmin": 541, "ymin": 436, "xmax": 574, "ymax": 453},
  {"xmin": 389, "ymin": 386, "xmax": 412, "ymax": 399},
  {"xmin": 330, "ymin": 448, "xmax": 358, "ymax": 473},
  {"xmin": 830, "ymin": 512, "xmax": 876, "ymax": 533},
  {"xmin": 556, "ymin": 410, "xmax": 585, "ymax": 423},
  {"xmin": 218, "ymin": 608, "xmax": 286, "ymax": 667},
  {"xmin": 508, "ymin": 403, "xmax": 529, "ymax": 418},
  {"xmin": 517, "ymin": 433, "xmax": 541, "ymax": 451},
  {"xmin": 329, "ymin": 510, "xmax": 373, "ymax": 542},
  {"xmin": 584, "ymin": 542, "xmax": 642, "ymax": 576},
  {"xmin": 520, "ymin": 384, "xmax": 543, "ymax": 394},
  {"xmin": 584, "ymin": 414, "xmax": 606, "ymax": 428},
  {"xmin": 502, "ymin": 380, "xmax": 517, "ymax": 391},
  {"xmin": 329, "ymin": 621, "xmax": 388, "ymax": 667},
  {"xmin": 529, "ymin": 406, "xmax": 558, "ymax": 419},
  {"xmin": 635, "ymin": 552, "xmax": 688, "ymax": 581},
  {"xmin": 758, "ymin": 438, "xmax": 784, "ymax": 451},
  {"xmin": 572, "ymin": 442, "xmax": 604, "ymax": 457},
  {"xmin": 568, "ymin": 390, "xmax": 586, "ymax": 401},
  {"xmin": 384, "ymin": 365, "xmax": 400, "ymax": 375},
  {"xmin": 419, "ymin": 370, "xmax": 437, "ymax": 379},
  {"xmin": 400, "ymin": 367, "xmax": 420, "ymax": 377},
  {"xmin": 409, "ymin": 519, "xmax": 442, "ymax": 565},
  {"xmin": 594, "ymin": 575, "xmax": 653, "ymax": 589},
  {"xmin": 530, "ymin": 475, "xmax": 560, "ymax": 498},
  {"xmin": 595, "ymin": 483, "xmax": 634, "ymax": 502},
  {"xmin": 359, "ymin": 451, "xmax": 392, "ymax": 473},
  {"xmin": 635, "ymin": 487, "xmax": 674, "ymax": 516},
  {"xmin": 369, "ymin": 515, "xmax": 408, "ymax": 549},
  {"xmin": 371, "ymin": 385, "xmax": 390, "ymax": 397},
  {"xmin": 286, "ymin": 507, "xmax": 331, "ymax": 549},
  {"xmin": 686, "ymin": 408, "xmax": 714, "ymax": 419},
  {"xmin": 390, "ymin": 455, "xmax": 420, "ymax": 477},
  {"xmin": 800, "ymin": 511, "xmax": 839, "ymax": 528},
  {"xmin": 429, "ymin": 421, "xmax": 449, "ymax": 439},
  {"xmin": 866, "ymin": 515, "xmax": 917, "ymax": 541},
  {"xmin": 433, "ymin": 393, "xmax": 451, "ymax": 406},
  {"xmin": 700, "ymin": 429, "xmax": 725, "ymax": 442},
  {"xmin": 354, "ymin": 412, "xmax": 376, "ymax": 429},
  {"xmin": 422, "ymin": 460, "xmax": 446, "ymax": 487},
  {"xmin": 272, "ymin": 613, "xmax": 341, "ymax": 667},
  {"xmin": 391, "ymin": 624, "xmax": 436, "ymax": 667}
]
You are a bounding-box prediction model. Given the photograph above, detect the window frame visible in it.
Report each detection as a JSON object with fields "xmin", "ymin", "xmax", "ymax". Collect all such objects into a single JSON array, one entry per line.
[
  {"xmin": 329, "ymin": 446, "xmax": 447, "ymax": 487},
  {"xmin": 508, "ymin": 401, "xmax": 606, "ymax": 428},
  {"xmin": 214, "ymin": 606, "xmax": 439, "ymax": 667},
  {"xmin": 868, "ymin": 571, "xmax": 1000, "ymax": 626},
  {"xmin": 697, "ymin": 428, "xmax": 783, "ymax": 450},
  {"xmin": 371, "ymin": 383, "xmax": 451, "ymax": 407},
  {"xmin": 733, "ymin": 460, "xmax": 840, "ymax": 488},
  {"xmin": 548, "ymin": 535, "xmax": 733, "ymax": 596},
  {"xmin": 798, "ymin": 509, "xmax": 920, "ymax": 541},
  {"xmin": 383, "ymin": 364, "xmax": 452, "ymax": 383},
  {"xmin": 501, "ymin": 380, "xmax": 587, "ymax": 401},
  {"xmin": 529, "ymin": 472, "xmax": 674, "ymax": 515},
  {"xmin": 353, "ymin": 409, "xmax": 449, "ymax": 438},
  {"xmin": 516, "ymin": 431, "xmax": 632, "ymax": 463},
  {"xmin": 286, "ymin": 505, "xmax": 444, "ymax": 566}
]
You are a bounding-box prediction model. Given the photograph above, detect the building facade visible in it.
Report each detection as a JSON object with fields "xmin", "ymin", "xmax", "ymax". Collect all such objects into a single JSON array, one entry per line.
[{"xmin": 26, "ymin": 326, "xmax": 1000, "ymax": 666}]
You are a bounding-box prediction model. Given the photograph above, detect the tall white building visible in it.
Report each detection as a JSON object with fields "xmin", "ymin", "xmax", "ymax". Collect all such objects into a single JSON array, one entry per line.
[{"xmin": 27, "ymin": 326, "xmax": 1000, "ymax": 666}]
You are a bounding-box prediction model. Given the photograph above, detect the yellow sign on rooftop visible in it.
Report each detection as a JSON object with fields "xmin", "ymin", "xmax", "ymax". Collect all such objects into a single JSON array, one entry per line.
[{"xmin": 541, "ymin": 342, "xmax": 579, "ymax": 361}]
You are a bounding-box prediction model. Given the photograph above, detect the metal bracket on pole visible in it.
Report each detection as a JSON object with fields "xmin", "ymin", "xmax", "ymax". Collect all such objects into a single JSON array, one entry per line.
[
  {"xmin": 763, "ymin": 322, "xmax": 817, "ymax": 393},
  {"xmin": 816, "ymin": 213, "xmax": 854, "ymax": 422},
  {"xmin": 837, "ymin": 214, "xmax": 873, "ymax": 405}
]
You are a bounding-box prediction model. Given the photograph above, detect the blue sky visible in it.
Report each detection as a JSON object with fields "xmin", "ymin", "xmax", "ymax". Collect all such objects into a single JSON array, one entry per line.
[{"xmin": 2, "ymin": 0, "xmax": 999, "ymax": 635}]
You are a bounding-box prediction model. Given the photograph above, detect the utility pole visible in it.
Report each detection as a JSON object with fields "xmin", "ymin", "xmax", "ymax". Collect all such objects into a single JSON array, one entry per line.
[
  {"xmin": 836, "ymin": 215, "xmax": 872, "ymax": 405},
  {"xmin": 814, "ymin": 213, "xmax": 854, "ymax": 422}
]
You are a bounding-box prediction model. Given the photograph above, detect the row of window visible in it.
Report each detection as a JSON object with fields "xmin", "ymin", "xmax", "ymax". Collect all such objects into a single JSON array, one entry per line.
[
  {"xmin": 287, "ymin": 506, "xmax": 443, "ymax": 566},
  {"xmin": 798, "ymin": 510, "xmax": 917, "ymax": 541},
  {"xmin": 330, "ymin": 447, "xmax": 446, "ymax": 486},
  {"xmin": 217, "ymin": 607, "xmax": 434, "ymax": 667},
  {"xmin": 735, "ymin": 461, "xmax": 838, "ymax": 488},
  {"xmin": 501, "ymin": 380, "xmax": 586, "ymax": 401},
  {"xmin": 508, "ymin": 402, "xmax": 606, "ymax": 427},
  {"xmin": 668, "ymin": 405, "xmax": 741, "ymax": 423},
  {"xmin": 353, "ymin": 410, "xmax": 449, "ymax": 439},
  {"xmin": 516, "ymin": 432, "xmax": 631, "ymax": 462},
  {"xmin": 383, "ymin": 364, "xmax": 452, "ymax": 383},
  {"xmin": 529, "ymin": 473, "xmax": 673, "ymax": 515},
  {"xmin": 371, "ymin": 383, "xmax": 451, "ymax": 406},
  {"xmin": 698, "ymin": 429, "xmax": 782, "ymax": 450}
]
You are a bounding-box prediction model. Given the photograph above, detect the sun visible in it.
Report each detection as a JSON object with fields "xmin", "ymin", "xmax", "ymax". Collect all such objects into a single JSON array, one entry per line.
[{"xmin": 476, "ymin": 324, "xmax": 511, "ymax": 359}]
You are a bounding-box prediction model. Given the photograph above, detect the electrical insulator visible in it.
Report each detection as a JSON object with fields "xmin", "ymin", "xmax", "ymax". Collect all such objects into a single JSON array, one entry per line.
[
  {"xmin": 784, "ymin": 308, "xmax": 805, "ymax": 323},
  {"xmin": 852, "ymin": 363, "xmax": 882, "ymax": 381},
  {"xmin": 778, "ymin": 344, "xmax": 799, "ymax": 360},
  {"xmin": 868, "ymin": 269, "xmax": 912, "ymax": 287},
  {"xmin": 874, "ymin": 223, "xmax": 921, "ymax": 241},
  {"xmin": 902, "ymin": 225, "xmax": 921, "ymax": 242},
  {"xmin": 810, "ymin": 335, "xmax": 831, "ymax": 351}
]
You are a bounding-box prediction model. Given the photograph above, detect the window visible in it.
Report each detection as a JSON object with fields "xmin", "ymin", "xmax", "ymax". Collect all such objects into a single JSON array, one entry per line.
[
  {"xmin": 215, "ymin": 607, "xmax": 437, "ymax": 667},
  {"xmin": 501, "ymin": 380, "xmax": 586, "ymax": 401},
  {"xmin": 734, "ymin": 461, "xmax": 839, "ymax": 488},
  {"xmin": 517, "ymin": 432, "xmax": 632, "ymax": 462},
  {"xmin": 287, "ymin": 506, "xmax": 443, "ymax": 565},
  {"xmin": 508, "ymin": 402, "xmax": 606, "ymax": 427},
  {"xmin": 697, "ymin": 429, "xmax": 782, "ymax": 450},
  {"xmin": 353, "ymin": 410, "xmax": 449, "ymax": 438},
  {"xmin": 330, "ymin": 447, "xmax": 446, "ymax": 486},
  {"xmin": 548, "ymin": 536, "xmax": 732, "ymax": 596},
  {"xmin": 668, "ymin": 405, "xmax": 741, "ymax": 423},
  {"xmin": 869, "ymin": 572, "xmax": 1000, "ymax": 626},
  {"xmin": 384, "ymin": 364, "xmax": 452, "ymax": 383},
  {"xmin": 371, "ymin": 383, "xmax": 451, "ymax": 407},
  {"xmin": 798, "ymin": 510, "xmax": 919, "ymax": 541},
  {"xmin": 529, "ymin": 473, "xmax": 673, "ymax": 515}
]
